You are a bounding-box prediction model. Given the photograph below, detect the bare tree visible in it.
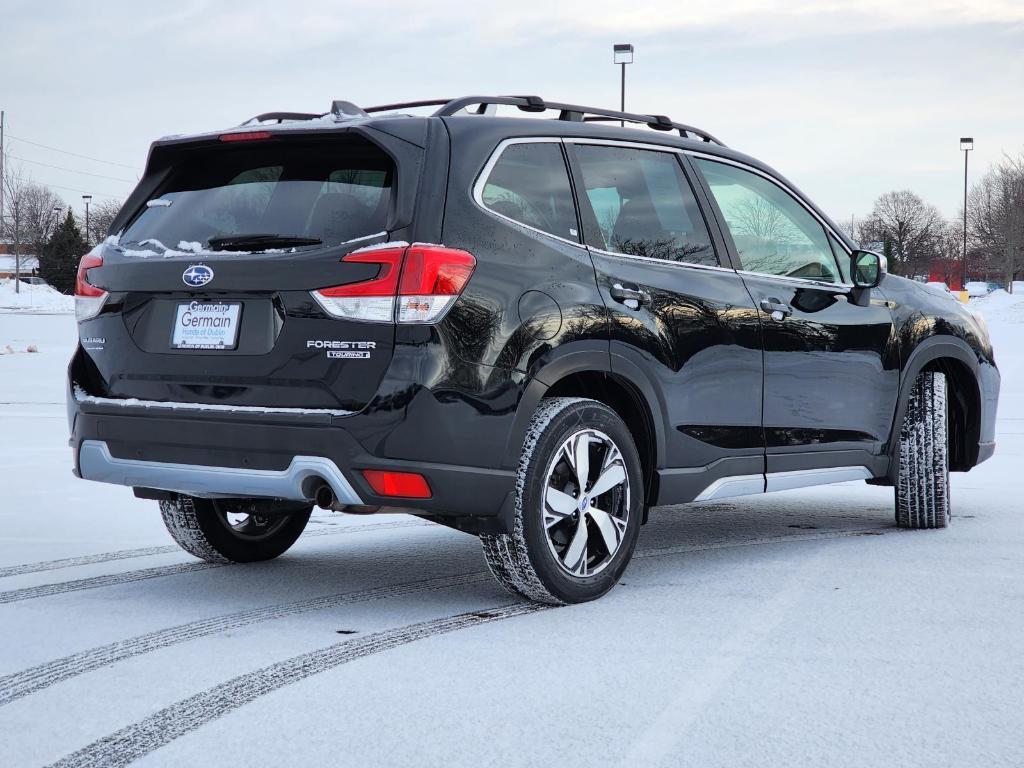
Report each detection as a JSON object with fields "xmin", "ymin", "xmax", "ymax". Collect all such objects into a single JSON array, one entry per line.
[
  {"xmin": 21, "ymin": 183, "xmax": 66, "ymax": 258},
  {"xmin": 968, "ymin": 152, "xmax": 1024, "ymax": 292},
  {"xmin": 1, "ymin": 154, "xmax": 29, "ymax": 293},
  {"xmin": 861, "ymin": 190, "xmax": 944, "ymax": 277},
  {"xmin": 731, "ymin": 195, "xmax": 802, "ymax": 244},
  {"xmin": 87, "ymin": 198, "xmax": 124, "ymax": 242},
  {"xmin": 0, "ymin": 150, "xmax": 68, "ymax": 292}
]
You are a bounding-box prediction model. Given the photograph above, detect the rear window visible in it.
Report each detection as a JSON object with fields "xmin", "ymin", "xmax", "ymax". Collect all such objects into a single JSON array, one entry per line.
[{"xmin": 120, "ymin": 137, "xmax": 393, "ymax": 252}]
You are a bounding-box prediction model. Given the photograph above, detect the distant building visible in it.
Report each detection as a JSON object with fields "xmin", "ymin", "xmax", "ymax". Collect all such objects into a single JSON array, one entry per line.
[{"xmin": 0, "ymin": 254, "xmax": 40, "ymax": 279}]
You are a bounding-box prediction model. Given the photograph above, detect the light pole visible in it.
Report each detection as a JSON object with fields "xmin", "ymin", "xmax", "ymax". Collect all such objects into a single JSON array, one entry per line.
[
  {"xmin": 613, "ymin": 43, "xmax": 634, "ymax": 127},
  {"xmin": 960, "ymin": 137, "xmax": 973, "ymax": 294},
  {"xmin": 82, "ymin": 194, "xmax": 92, "ymax": 247}
]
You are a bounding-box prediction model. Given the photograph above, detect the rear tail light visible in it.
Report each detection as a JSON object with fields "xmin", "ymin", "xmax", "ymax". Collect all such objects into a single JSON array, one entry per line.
[
  {"xmin": 75, "ymin": 252, "xmax": 108, "ymax": 322},
  {"xmin": 311, "ymin": 244, "xmax": 476, "ymax": 324},
  {"xmin": 362, "ymin": 469, "xmax": 432, "ymax": 499}
]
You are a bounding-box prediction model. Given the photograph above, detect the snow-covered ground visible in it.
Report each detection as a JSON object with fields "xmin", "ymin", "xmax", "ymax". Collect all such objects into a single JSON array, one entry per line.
[
  {"xmin": 0, "ymin": 278, "xmax": 75, "ymax": 315},
  {"xmin": 0, "ymin": 294, "xmax": 1022, "ymax": 767}
]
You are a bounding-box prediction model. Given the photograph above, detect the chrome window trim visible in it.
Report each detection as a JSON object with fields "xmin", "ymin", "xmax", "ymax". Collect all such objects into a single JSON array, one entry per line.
[
  {"xmin": 684, "ymin": 150, "xmax": 857, "ymax": 289},
  {"xmin": 471, "ymin": 137, "xmax": 586, "ymax": 250},
  {"xmin": 471, "ymin": 137, "xmax": 858, "ymax": 289},
  {"xmin": 587, "ymin": 244, "xmax": 737, "ymax": 275},
  {"xmin": 563, "ymin": 136, "xmax": 690, "ymax": 153},
  {"xmin": 736, "ymin": 269, "xmax": 854, "ymax": 294}
]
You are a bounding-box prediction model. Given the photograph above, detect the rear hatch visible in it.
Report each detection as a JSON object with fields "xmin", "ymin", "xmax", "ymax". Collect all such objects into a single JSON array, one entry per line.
[{"xmin": 74, "ymin": 129, "xmax": 415, "ymax": 413}]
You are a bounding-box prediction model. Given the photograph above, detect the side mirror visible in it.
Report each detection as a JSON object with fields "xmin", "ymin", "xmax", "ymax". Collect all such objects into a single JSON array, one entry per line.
[
  {"xmin": 848, "ymin": 250, "xmax": 886, "ymax": 307},
  {"xmin": 851, "ymin": 250, "xmax": 886, "ymax": 289}
]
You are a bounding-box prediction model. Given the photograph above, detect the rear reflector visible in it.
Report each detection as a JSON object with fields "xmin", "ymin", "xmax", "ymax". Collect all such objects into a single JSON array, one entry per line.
[
  {"xmin": 75, "ymin": 252, "xmax": 108, "ymax": 322},
  {"xmin": 219, "ymin": 131, "xmax": 273, "ymax": 142},
  {"xmin": 311, "ymin": 244, "xmax": 476, "ymax": 324},
  {"xmin": 362, "ymin": 470, "xmax": 432, "ymax": 499}
]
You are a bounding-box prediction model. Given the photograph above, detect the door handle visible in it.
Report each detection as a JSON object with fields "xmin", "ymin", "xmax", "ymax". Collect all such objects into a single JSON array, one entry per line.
[
  {"xmin": 610, "ymin": 283, "xmax": 650, "ymax": 310},
  {"xmin": 759, "ymin": 298, "xmax": 793, "ymax": 321}
]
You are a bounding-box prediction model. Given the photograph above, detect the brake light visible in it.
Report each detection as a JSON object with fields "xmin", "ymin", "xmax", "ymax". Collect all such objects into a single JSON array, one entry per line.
[
  {"xmin": 396, "ymin": 245, "xmax": 476, "ymax": 323},
  {"xmin": 311, "ymin": 244, "xmax": 476, "ymax": 324},
  {"xmin": 219, "ymin": 131, "xmax": 273, "ymax": 142},
  {"xmin": 362, "ymin": 470, "xmax": 432, "ymax": 499},
  {"xmin": 75, "ymin": 252, "xmax": 108, "ymax": 322}
]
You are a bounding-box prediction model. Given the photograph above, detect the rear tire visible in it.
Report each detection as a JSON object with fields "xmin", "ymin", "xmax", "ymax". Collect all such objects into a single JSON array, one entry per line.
[
  {"xmin": 895, "ymin": 371, "xmax": 950, "ymax": 529},
  {"xmin": 160, "ymin": 496, "xmax": 312, "ymax": 563},
  {"xmin": 480, "ymin": 397, "xmax": 644, "ymax": 605}
]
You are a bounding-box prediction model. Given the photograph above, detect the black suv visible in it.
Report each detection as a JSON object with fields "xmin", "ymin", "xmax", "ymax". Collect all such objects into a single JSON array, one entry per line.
[{"xmin": 69, "ymin": 96, "xmax": 999, "ymax": 604}]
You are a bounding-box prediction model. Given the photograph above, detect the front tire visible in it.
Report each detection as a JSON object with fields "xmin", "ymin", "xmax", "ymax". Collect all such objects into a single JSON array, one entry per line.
[
  {"xmin": 481, "ymin": 397, "xmax": 644, "ymax": 605},
  {"xmin": 895, "ymin": 371, "xmax": 950, "ymax": 529},
  {"xmin": 160, "ymin": 496, "xmax": 312, "ymax": 563}
]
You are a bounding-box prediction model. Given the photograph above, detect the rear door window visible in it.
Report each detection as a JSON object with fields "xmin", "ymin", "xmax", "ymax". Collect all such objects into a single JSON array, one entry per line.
[
  {"xmin": 479, "ymin": 142, "xmax": 579, "ymax": 241},
  {"xmin": 120, "ymin": 137, "xmax": 393, "ymax": 253},
  {"xmin": 573, "ymin": 144, "xmax": 717, "ymax": 266}
]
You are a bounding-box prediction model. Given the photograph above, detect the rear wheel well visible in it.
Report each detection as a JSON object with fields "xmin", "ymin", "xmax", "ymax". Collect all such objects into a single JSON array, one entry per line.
[
  {"xmin": 922, "ymin": 357, "xmax": 980, "ymax": 471},
  {"xmin": 544, "ymin": 371, "xmax": 656, "ymax": 510}
]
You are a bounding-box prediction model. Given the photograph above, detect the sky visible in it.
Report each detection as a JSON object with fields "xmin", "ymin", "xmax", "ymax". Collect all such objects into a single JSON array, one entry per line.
[{"xmin": 1, "ymin": 0, "xmax": 1022, "ymax": 227}]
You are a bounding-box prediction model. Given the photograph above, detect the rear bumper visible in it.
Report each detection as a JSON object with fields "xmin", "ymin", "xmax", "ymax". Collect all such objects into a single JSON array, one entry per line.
[
  {"xmin": 79, "ymin": 440, "xmax": 364, "ymax": 504},
  {"xmin": 69, "ymin": 396, "xmax": 515, "ymax": 528}
]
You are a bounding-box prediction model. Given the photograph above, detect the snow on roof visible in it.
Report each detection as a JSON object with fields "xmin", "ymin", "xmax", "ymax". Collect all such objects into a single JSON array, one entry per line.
[{"xmin": 0, "ymin": 255, "xmax": 39, "ymax": 271}]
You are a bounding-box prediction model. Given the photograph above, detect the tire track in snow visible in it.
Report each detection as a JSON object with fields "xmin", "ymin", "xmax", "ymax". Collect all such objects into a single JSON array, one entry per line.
[
  {"xmin": 2, "ymin": 525, "xmax": 893, "ymax": 704},
  {"xmin": 47, "ymin": 603, "xmax": 547, "ymax": 768},
  {"xmin": 0, "ymin": 571, "xmax": 488, "ymax": 707},
  {"xmin": 0, "ymin": 562, "xmax": 224, "ymax": 605},
  {"xmin": 0, "ymin": 520, "xmax": 426, "ymax": 580},
  {"xmin": 0, "ymin": 520, "xmax": 428, "ymax": 593}
]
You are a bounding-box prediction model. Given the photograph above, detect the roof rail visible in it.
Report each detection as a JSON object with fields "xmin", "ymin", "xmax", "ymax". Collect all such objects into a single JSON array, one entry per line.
[
  {"xmin": 239, "ymin": 96, "xmax": 725, "ymax": 145},
  {"xmin": 434, "ymin": 95, "xmax": 725, "ymax": 145}
]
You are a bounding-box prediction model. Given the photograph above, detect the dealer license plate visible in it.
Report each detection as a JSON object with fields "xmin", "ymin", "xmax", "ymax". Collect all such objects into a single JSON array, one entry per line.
[{"xmin": 171, "ymin": 301, "xmax": 242, "ymax": 350}]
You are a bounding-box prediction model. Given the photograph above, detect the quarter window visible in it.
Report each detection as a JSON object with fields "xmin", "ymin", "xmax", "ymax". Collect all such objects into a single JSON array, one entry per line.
[
  {"xmin": 574, "ymin": 145, "xmax": 717, "ymax": 266},
  {"xmin": 695, "ymin": 159, "xmax": 840, "ymax": 282},
  {"xmin": 480, "ymin": 142, "xmax": 579, "ymax": 241}
]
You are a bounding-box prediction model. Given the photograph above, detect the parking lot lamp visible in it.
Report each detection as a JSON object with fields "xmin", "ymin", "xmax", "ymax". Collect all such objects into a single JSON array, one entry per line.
[
  {"xmin": 613, "ymin": 44, "xmax": 634, "ymax": 127},
  {"xmin": 960, "ymin": 137, "xmax": 973, "ymax": 295}
]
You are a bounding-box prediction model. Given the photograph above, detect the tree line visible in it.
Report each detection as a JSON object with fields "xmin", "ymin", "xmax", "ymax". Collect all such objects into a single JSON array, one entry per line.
[
  {"xmin": 0, "ymin": 149, "xmax": 121, "ymax": 293},
  {"xmin": 849, "ymin": 151, "xmax": 1023, "ymax": 291}
]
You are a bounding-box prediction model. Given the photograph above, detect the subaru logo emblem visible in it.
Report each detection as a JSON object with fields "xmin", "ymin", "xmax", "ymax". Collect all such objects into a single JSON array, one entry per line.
[{"xmin": 182, "ymin": 264, "xmax": 214, "ymax": 287}]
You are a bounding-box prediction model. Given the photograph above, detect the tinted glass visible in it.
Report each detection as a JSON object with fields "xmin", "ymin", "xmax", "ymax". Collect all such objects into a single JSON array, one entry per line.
[
  {"xmin": 120, "ymin": 138, "xmax": 393, "ymax": 252},
  {"xmin": 695, "ymin": 159, "xmax": 840, "ymax": 282},
  {"xmin": 574, "ymin": 145, "xmax": 716, "ymax": 266},
  {"xmin": 828, "ymin": 231, "xmax": 851, "ymax": 281},
  {"xmin": 481, "ymin": 142, "xmax": 579, "ymax": 241}
]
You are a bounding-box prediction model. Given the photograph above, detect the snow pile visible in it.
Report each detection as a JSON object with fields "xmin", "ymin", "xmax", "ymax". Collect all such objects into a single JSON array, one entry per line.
[
  {"xmin": 0, "ymin": 279, "xmax": 74, "ymax": 314},
  {"xmin": 972, "ymin": 289, "xmax": 1024, "ymax": 325}
]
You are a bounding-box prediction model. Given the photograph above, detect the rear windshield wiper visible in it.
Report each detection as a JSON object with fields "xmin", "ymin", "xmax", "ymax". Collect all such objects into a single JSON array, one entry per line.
[{"xmin": 207, "ymin": 234, "xmax": 323, "ymax": 252}]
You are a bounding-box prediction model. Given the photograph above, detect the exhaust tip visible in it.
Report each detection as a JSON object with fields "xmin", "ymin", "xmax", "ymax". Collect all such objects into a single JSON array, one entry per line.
[{"xmin": 314, "ymin": 484, "xmax": 336, "ymax": 510}]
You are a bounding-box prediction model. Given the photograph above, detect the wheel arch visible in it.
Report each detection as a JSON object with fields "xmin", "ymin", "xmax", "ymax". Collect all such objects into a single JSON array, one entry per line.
[
  {"xmin": 892, "ymin": 336, "xmax": 982, "ymax": 473},
  {"xmin": 504, "ymin": 352, "xmax": 665, "ymax": 509}
]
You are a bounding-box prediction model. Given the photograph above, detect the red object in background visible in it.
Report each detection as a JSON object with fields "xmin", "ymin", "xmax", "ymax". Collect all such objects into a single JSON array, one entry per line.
[{"xmin": 928, "ymin": 260, "xmax": 963, "ymax": 291}]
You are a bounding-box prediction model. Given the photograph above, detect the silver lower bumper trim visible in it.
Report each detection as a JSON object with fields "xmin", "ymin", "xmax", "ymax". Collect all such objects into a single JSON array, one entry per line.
[
  {"xmin": 78, "ymin": 440, "xmax": 363, "ymax": 504},
  {"xmin": 694, "ymin": 466, "xmax": 873, "ymax": 502}
]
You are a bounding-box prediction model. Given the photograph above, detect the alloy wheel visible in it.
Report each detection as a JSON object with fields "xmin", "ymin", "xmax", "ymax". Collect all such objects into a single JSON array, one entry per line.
[{"xmin": 542, "ymin": 428, "xmax": 630, "ymax": 577}]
